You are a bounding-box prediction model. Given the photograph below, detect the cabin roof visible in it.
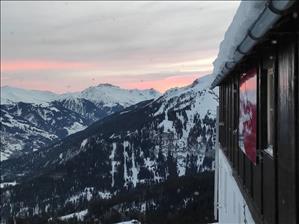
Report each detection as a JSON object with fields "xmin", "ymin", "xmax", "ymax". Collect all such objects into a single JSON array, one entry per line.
[{"xmin": 210, "ymin": 0, "xmax": 295, "ymax": 89}]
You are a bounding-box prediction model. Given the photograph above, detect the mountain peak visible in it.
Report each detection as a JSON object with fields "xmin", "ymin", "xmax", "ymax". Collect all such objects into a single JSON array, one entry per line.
[
  {"xmin": 96, "ymin": 83, "xmax": 119, "ymax": 88},
  {"xmin": 1, "ymin": 84, "xmax": 160, "ymax": 106},
  {"xmin": 1, "ymin": 86, "xmax": 59, "ymax": 105},
  {"xmin": 80, "ymin": 84, "xmax": 160, "ymax": 107}
]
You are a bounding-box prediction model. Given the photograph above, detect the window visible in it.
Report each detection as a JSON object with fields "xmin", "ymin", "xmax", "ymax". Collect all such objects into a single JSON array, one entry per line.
[{"xmin": 239, "ymin": 68, "xmax": 257, "ymax": 165}]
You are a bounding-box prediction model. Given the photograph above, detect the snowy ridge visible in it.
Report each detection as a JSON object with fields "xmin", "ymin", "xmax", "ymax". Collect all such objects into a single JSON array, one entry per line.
[
  {"xmin": 0, "ymin": 84, "xmax": 160, "ymax": 160},
  {"xmin": 1, "ymin": 75, "xmax": 218, "ymax": 220},
  {"xmin": 162, "ymin": 74, "xmax": 214, "ymax": 101},
  {"xmin": 156, "ymin": 74, "xmax": 216, "ymax": 117},
  {"xmin": 1, "ymin": 86, "xmax": 59, "ymax": 105},
  {"xmin": 148, "ymin": 74, "xmax": 218, "ymax": 177},
  {"xmin": 79, "ymin": 84, "xmax": 160, "ymax": 107},
  {"xmin": 1, "ymin": 84, "xmax": 160, "ymax": 107},
  {"xmin": 0, "ymin": 101, "xmax": 89, "ymax": 160}
]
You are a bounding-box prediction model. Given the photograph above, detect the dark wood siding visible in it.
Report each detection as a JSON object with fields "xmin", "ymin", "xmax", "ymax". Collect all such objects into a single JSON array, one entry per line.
[
  {"xmin": 262, "ymin": 49, "xmax": 277, "ymax": 224},
  {"xmin": 217, "ymin": 6, "xmax": 298, "ymax": 224},
  {"xmin": 297, "ymin": 33, "xmax": 299, "ymax": 224},
  {"xmin": 263, "ymin": 153, "xmax": 276, "ymax": 224},
  {"xmin": 277, "ymin": 36, "xmax": 297, "ymax": 224},
  {"xmin": 253, "ymin": 62, "xmax": 264, "ymax": 214},
  {"xmin": 233, "ymin": 76, "xmax": 239, "ymax": 168}
]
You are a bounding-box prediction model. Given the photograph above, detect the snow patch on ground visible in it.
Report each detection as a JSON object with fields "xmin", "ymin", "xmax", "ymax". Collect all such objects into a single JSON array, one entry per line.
[
  {"xmin": 59, "ymin": 209, "xmax": 88, "ymax": 221},
  {"xmin": 114, "ymin": 220, "xmax": 141, "ymax": 224},
  {"xmin": 98, "ymin": 191, "xmax": 112, "ymax": 199},
  {"xmin": 110, "ymin": 142, "xmax": 117, "ymax": 187},
  {"xmin": 80, "ymin": 138, "xmax": 88, "ymax": 149},
  {"xmin": 0, "ymin": 181, "xmax": 17, "ymax": 188},
  {"xmin": 123, "ymin": 141, "xmax": 129, "ymax": 186},
  {"xmin": 131, "ymin": 148, "xmax": 139, "ymax": 187},
  {"xmin": 65, "ymin": 187, "xmax": 94, "ymax": 204},
  {"xmin": 158, "ymin": 109, "xmax": 174, "ymax": 133},
  {"xmin": 65, "ymin": 122, "xmax": 86, "ymax": 135}
]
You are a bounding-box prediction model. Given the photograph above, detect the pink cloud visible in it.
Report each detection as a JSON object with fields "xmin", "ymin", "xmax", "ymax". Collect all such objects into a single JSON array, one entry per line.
[
  {"xmin": 1, "ymin": 60, "xmax": 95, "ymax": 72},
  {"xmin": 120, "ymin": 73, "xmax": 205, "ymax": 92},
  {"xmin": 1, "ymin": 73, "xmax": 207, "ymax": 94}
]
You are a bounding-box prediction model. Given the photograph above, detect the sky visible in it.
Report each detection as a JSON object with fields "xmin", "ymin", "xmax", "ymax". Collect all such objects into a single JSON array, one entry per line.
[{"xmin": 1, "ymin": 1, "xmax": 240, "ymax": 93}]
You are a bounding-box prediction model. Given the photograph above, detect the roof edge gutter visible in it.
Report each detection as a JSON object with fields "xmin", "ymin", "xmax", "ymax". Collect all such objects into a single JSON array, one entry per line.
[{"xmin": 210, "ymin": 0, "xmax": 295, "ymax": 89}]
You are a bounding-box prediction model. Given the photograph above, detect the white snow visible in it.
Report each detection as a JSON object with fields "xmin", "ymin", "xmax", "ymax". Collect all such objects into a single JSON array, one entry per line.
[
  {"xmin": 0, "ymin": 112, "xmax": 57, "ymax": 161},
  {"xmin": 123, "ymin": 141, "xmax": 129, "ymax": 186},
  {"xmin": 158, "ymin": 109, "xmax": 174, "ymax": 133},
  {"xmin": 0, "ymin": 141, "xmax": 23, "ymax": 161},
  {"xmin": 114, "ymin": 220, "xmax": 141, "ymax": 224},
  {"xmin": 161, "ymin": 75, "xmax": 214, "ymax": 103},
  {"xmin": 151, "ymin": 74, "xmax": 218, "ymax": 175},
  {"xmin": 65, "ymin": 187, "xmax": 94, "ymax": 204},
  {"xmin": 0, "ymin": 84, "xmax": 160, "ymax": 160},
  {"xmin": 59, "ymin": 209, "xmax": 88, "ymax": 221},
  {"xmin": 45, "ymin": 204, "xmax": 50, "ymax": 213},
  {"xmin": 141, "ymin": 203, "xmax": 146, "ymax": 213},
  {"xmin": 65, "ymin": 122, "xmax": 86, "ymax": 135},
  {"xmin": 80, "ymin": 138, "xmax": 88, "ymax": 149},
  {"xmin": 0, "ymin": 181, "xmax": 17, "ymax": 188},
  {"xmin": 217, "ymin": 149, "xmax": 254, "ymax": 224},
  {"xmin": 110, "ymin": 142, "xmax": 117, "ymax": 187},
  {"xmin": 1, "ymin": 84, "xmax": 160, "ymax": 107},
  {"xmin": 33, "ymin": 204, "xmax": 40, "ymax": 215},
  {"xmin": 1, "ymin": 86, "xmax": 59, "ymax": 104},
  {"xmin": 66, "ymin": 194, "xmax": 81, "ymax": 204},
  {"xmin": 131, "ymin": 148, "xmax": 139, "ymax": 187},
  {"xmin": 98, "ymin": 191, "xmax": 112, "ymax": 199},
  {"xmin": 144, "ymin": 158, "xmax": 155, "ymax": 171},
  {"xmin": 212, "ymin": 1, "xmax": 266, "ymax": 80},
  {"xmin": 78, "ymin": 84, "xmax": 160, "ymax": 107},
  {"xmin": 49, "ymin": 107, "xmax": 59, "ymax": 112},
  {"xmin": 177, "ymin": 157, "xmax": 186, "ymax": 176},
  {"xmin": 156, "ymin": 76, "xmax": 217, "ymax": 153}
]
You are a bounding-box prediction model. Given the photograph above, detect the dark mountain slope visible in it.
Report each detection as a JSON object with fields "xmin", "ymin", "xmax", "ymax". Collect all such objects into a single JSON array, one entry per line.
[{"xmin": 1, "ymin": 75, "xmax": 218, "ymax": 222}]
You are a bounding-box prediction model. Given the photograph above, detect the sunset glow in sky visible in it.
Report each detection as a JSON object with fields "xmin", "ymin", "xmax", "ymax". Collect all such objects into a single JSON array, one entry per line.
[{"xmin": 1, "ymin": 1, "xmax": 240, "ymax": 93}]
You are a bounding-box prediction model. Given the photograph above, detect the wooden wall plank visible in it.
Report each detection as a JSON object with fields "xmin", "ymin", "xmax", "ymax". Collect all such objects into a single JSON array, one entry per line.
[{"xmin": 277, "ymin": 37, "xmax": 297, "ymax": 224}]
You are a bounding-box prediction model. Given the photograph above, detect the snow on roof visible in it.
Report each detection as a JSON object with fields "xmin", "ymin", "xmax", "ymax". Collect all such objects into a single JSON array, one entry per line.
[
  {"xmin": 212, "ymin": 1, "xmax": 265, "ymax": 77},
  {"xmin": 211, "ymin": 0, "xmax": 295, "ymax": 88}
]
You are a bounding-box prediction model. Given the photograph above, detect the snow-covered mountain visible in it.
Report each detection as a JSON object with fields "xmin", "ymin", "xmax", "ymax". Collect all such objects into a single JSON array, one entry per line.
[
  {"xmin": 0, "ymin": 84, "xmax": 160, "ymax": 160},
  {"xmin": 1, "ymin": 75, "xmax": 218, "ymax": 222},
  {"xmin": 1, "ymin": 86, "xmax": 59, "ymax": 105},
  {"xmin": 1, "ymin": 84, "xmax": 160, "ymax": 106},
  {"xmin": 0, "ymin": 101, "xmax": 90, "ymax": 161},
  {"xmin": 78, "ymin": 83, "xmax": 160, "ymax": 107}
]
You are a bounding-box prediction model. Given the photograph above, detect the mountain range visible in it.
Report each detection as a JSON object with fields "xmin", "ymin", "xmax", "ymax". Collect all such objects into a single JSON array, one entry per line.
[
  {"xmin": 0, "ymin": 75, "xmax": 218, "ymax": 223},
  {"xmin": 0, "ymin": 84, "xmax": 160, "ymax": 160}
]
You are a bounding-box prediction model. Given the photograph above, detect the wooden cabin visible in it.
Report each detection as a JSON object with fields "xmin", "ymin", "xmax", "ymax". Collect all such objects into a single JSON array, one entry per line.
[{"xmin": 212, "ymin": 1, "xmax": 298, "ymax": 224}]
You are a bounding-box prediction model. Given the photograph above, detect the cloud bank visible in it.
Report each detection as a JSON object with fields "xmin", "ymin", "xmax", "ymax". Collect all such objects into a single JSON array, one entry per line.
[{"xmin": 1, "ymin": 1, "xmax": 239, "ymax": 93}]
